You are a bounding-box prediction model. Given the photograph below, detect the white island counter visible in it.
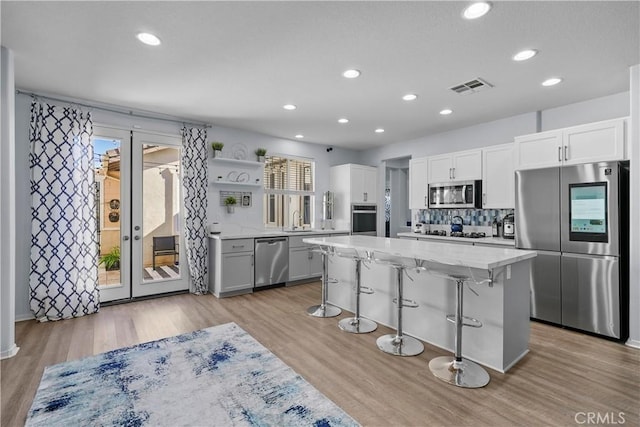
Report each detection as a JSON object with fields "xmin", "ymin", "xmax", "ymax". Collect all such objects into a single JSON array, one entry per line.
[{"xmin": 303, "ymin": 235, "xmax": 537, "ymax": 373}]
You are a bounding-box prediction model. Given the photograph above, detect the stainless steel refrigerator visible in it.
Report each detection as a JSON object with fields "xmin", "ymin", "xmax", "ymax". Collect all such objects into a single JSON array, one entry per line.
[{"xmin": 515, "ymin": 161, "xmax": 629, "ymax": 340}]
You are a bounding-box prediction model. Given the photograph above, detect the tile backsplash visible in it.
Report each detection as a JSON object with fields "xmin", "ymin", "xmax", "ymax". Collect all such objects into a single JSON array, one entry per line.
[{"xmin": 414, "ymin": 208, "xmax": 513, "ymax": 227}]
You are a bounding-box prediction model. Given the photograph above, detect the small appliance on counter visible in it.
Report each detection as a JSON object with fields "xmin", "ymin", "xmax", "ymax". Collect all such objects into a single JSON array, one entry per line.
[
  {"xmin": 208, "ymin": 222, "xmax": 221, "ymax": 235},
  {"xmin": 414, "ymin": 222, "xmax": 428, "ymax": 234},
  {"xmin": 492, "ymin": 218, "xmax": 502, "ymax": 237},
  {"xmin": 502, "ymin": 214, "xmax": 515, "ymax": 239},
  {"xmin": 450, "ymin": 215, "xmax": 464, "ymax": 233}
]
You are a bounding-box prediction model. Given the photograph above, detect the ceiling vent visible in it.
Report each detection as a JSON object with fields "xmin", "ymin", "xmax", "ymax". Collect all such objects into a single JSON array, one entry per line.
[{"xmin": 450, "ymin": 78, "xmax": 493, "ymax": 95}]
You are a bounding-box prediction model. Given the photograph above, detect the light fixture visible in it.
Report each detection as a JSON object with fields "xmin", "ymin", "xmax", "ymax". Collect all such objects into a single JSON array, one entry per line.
[
  {"xmin": 402, "ymin": 94, "xmax": 418, "ymax": 101},
  {"xmin": 440, "ymin": 109, "xmax": 453, "ymax": 115},
  {"xmin": 375, "ymin": 128, "xmax": 385, "ymax": 133},
  {"xmin": 283, "ymin": 104, "xmax": 297, "ymax": 110},
  {"xmin": 295, "ymin": 134, "xmax": 304, "ymax": 139},
  {"xmin": 462, "ymin": 2, "xmax": 492, "ymax": 20},
  {"xmin": 338, "ymin": 118, "xmax": 349, "ymax": 124},
  {"xmin": 513, "ymin": 49, "xmax": 538, "ymax": 61},
  {"xmin": 542, "ymin": 77, "xmax": 563, "ymax": 87},
  {"xmin": 136, "ymin": 32, "xmax": 161, "ymax": 46},
  {"xmin": 343, "ymin": 69, "xmax": 361, "ymax": 79}
]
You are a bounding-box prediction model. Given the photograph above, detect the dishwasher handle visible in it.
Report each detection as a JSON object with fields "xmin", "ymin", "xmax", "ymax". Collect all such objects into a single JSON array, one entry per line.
[{"xmin": 256, "ymin": 237, "xmax": 288, "ymax": 244}]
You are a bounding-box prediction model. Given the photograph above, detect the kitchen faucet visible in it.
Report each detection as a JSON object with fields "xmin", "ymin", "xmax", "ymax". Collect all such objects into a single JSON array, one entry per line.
[{"xmin": 292, "ymin": 210, "xmax": 301, "ymax": 230}]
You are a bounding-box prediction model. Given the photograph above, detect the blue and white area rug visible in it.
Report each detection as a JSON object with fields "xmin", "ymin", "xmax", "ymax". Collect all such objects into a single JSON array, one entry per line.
[{"xmin": 26, "ymin": 322, "xmax": 359, "ymax": 426}]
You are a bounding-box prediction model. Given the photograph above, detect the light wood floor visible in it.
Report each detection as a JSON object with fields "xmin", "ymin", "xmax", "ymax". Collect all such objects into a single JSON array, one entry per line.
[{"xmin": 2, "ymin": 282, "xmax": 638, "ymax": 426}]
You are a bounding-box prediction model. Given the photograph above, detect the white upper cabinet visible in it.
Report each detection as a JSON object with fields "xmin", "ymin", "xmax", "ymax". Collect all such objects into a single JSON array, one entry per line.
[
  {"xmin": 427, "ymin": 149, "xmax": 482, "ymax": 183},
  {"xmin": 350, "ymin": 164, "xmax": 378, "ymax": 203},
  {"xmin": 409, "ymin": 157, "xmax": 428, "ymax": 209},
  {"xmin": 515, "ymin": 117, "xmax": 627, "ymax": 170},
  {"xmin": 482, "ymin": 143, "xmax": 515, "ymax": 209}
]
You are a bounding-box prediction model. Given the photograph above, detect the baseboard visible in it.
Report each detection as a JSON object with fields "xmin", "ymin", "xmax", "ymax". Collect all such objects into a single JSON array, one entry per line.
[
  {"xmin": 0, "ymin": 344, "xmax": 20, "ymax": 360},
  {"xmin": 16, "ymin": 313, "xmax": 35, "ymax": 322},
  {"xmin": 625, "ymin": 338, "xmax": 640, "ymax": 349}
]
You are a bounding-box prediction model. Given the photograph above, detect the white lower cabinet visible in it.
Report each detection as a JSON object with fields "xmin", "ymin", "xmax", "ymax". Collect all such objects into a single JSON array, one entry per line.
[
  {"xmin": 288, "ymin": 234, "xmax": 327, "ymax": 282},
  {"xmin": 221, "ymin": 252, "xmax": 254, "ymax": 292},
  {"xmin": 211, "ymin": 238, "xmax": 254, "ymax": 297}
]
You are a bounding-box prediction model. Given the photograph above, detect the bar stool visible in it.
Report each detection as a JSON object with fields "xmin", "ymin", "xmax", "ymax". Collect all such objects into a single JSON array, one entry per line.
[
  {"xmin": 372, "ymin": 252, "xmax": 424, "ymax": 356},
  {"xmin": 424, "ymin": 261, "xmax": 492, "ymax": 388},
  {"xmin": 307, "ymin": 245, "xmax": 342, "ymax": 318},
  {"xmin": 333, "ymin": 247, "xmax": 377, "ymax": 334}
]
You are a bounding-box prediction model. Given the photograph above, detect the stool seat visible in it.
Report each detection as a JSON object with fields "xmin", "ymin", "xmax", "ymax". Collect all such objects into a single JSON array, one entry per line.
[
  {"xmin": 307, "ymin": 245, "xmax": 341, "ymax": 318},
  {"xmin": 372, "ymin": 252, "xmax": 424, "ymax": 357},
  {"xmin": 334, "ymin": 247, "xmax": 377, "ymax": 334}
]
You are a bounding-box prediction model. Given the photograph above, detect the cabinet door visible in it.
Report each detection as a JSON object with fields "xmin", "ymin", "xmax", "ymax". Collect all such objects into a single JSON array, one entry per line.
[
  {"xmin": 514, "ymin": 130, "xmax": 562, "ymax": 170},
  {"xmin": 409, "ymin": 157, "xmax": 428, "ymax": 209},
  {"xmin": 350, "ymin": 165, "xmax": 365, "ymax": 203},
  {"xmin": 427, "ymin": 154, "xmax": 453, "ymax": 183},
  {"xmin": 563, "ymin": 118, "xmax": 625, "ymax": 165},
  {"xmin": 221, "ymin": 252, "xmax": 254, "ymax": 292},
  {"xmin": 482, "ymin": 144, "xmax": 515, "ymax": 208},
  {"xmin": 288, "ymin": 247, "xmax": 311, "ymax": 281},
  {"xmin": 452, "ymin": 149, "xmax": 482, "ymax": 180},
  {"xmin": 362, "ymin": 167, "xmax": 377, "ymax": 203},
  {"xmin": 308, "ymin": 248, "xmax": 323, "ymax": 277}
]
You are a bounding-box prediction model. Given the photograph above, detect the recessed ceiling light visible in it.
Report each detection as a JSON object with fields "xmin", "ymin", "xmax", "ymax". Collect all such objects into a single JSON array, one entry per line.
[
  {"xmin": 338, "ymin": 118, "xmax": 349, "ymax": 124},
  {"xmin": 295, "ymin": 134, "xmax": 304, "ymax": 139},
  {"xmin": 375, "ymin": 128, "xmax": 385, "ymax": 133},
  {"xmin": 402, "ymin": 94, "xmax": 418, "ymax": 101},
  {"xmin": 462, "ymin": 2, "xmax": 492, "ymax": 20},
  {"xmin": 542, "ymin": 77, "xmax": 563, "ymax": 87},
  {"xmin": 513, "ymin": 49, "xmax": 538, "ymax": 61},
  {"xmin": 440, "ymin": 109, "xmax": 453, "ymax": 115},
  {"xmin": 136, "ymin": 32, "xmax": 161, "ymax": 46},
  {"xmin": 343, "ymin": 69, "xmax": 361, "ymax": 79},
  {"xmin": 283, "ymin": 104, "xmax": 297, "ymax": 110}
]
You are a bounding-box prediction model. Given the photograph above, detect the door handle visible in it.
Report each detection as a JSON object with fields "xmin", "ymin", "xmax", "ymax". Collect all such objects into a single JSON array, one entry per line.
[
  {"xmin": 452, "ymin": 168, "xmax": 456, "ymax": 179},
  {"xmin": 123, "ymin": 236, "xmax": 130, "ymax": 241},
  {"xmin": 251, "ymin": 254, "xmax": 254, "ymax": 266},
  {"xmin": 134, "ymin": 225, "xmax": 140, "ymax": 231},
  {"xmin": 449, "ymin": 168, "xmax": 452, "ymax": 179},
  {"xmin": 558, "ymin": 146, "xmax": 562, "ymax": 162},
  {"xmin": 134, "ymin": 235, "xmax": 140, "ymax": 240},
  {"xmin": 364, "ymin": 192, "xmax": 367, "ymax": 201},
  {"xmin": 564, "ymin": 146, "xmax": 568, "ymax": 161},
  {"xmin": 424, "ymin": 196, "xmax": 428, "ymax": 207},
  {"xmin": 483, "ymin": 193, "xmax": 487, "ymax": 205}
]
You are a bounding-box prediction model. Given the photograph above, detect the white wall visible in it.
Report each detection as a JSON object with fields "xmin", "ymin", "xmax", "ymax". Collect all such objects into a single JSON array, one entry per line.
[{"xmin": 541, "ymin": 91, "xmax": 630, "ymax": 131}]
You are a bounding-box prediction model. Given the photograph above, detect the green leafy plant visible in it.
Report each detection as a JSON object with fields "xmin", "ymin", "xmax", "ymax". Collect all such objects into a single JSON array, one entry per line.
[
  {"xmin": 224, "ymin": 196, "xmax": 237, "ymax": 206},
  {"xmin": 211, "ymin": 142, "xmax": 224, "ymax": 151},
  {"xmin": 255, "ymin": 148, "xmax": 267, "ymax": 156},
  {"xmin": 99, "ymin": 246, "xmax": 120, "ymax": 271}
]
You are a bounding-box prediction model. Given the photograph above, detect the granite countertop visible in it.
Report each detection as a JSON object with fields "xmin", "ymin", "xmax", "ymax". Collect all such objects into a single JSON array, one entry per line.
[
  {"xmin": 396, "ymin": 232, "xmax": 516, "ymax": 247},
  {"xmin": 210, "ymin": 229, "xmax": 351, "ymax": 240},
  {"xmin": 303, "ymin": 235, "xmax": 535, "ymax": 270}
]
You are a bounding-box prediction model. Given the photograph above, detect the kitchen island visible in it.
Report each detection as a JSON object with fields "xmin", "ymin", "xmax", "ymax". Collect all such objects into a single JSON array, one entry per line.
[{"xmin": 303, "ymin": 235, "xmax": 537, "ymax": 373}]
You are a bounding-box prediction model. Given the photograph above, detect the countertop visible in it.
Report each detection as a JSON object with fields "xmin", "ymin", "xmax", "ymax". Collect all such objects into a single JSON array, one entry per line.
[
  {"xmin": 396, "ymin": 232, "xmax": 516, "ymax": 247},
  {"xmin": 303, "ymin": 235, "xmax": 536, "ymax": 270},
  {"xmin": 209, "ymin": 229, "xmax": 350, "ymax": 240}
]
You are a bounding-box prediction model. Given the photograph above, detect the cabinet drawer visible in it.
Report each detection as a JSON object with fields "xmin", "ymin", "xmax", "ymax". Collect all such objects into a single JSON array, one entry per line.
[
  {"xmin": 222, "ymin": 238, "xmax": 254, "ymax": 254},
  {"xmin": 289, "ymin": 234, "xmax": 328, "ymax": 248}
]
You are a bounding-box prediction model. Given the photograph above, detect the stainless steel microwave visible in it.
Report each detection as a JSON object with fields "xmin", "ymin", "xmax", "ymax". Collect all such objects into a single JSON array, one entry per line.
[{"xmin": 428, "ymin": 180, "xmax": 482, "ymax": 209}]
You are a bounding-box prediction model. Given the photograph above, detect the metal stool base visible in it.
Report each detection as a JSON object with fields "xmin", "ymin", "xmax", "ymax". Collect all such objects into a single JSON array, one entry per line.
[
  {"xmin": 338, "ymin": 317, "xmax": 377, "ymax": 334},
  {"xmin": 307, "ymin": 304, "xmax": 341, "ymax": 318},
  {"xmin": 428, "ymin": 356, "xmax": 490, "ymax": 388},
  {"xmin": 376, "ymin": 334, "xmax": 424, "ymax": 356}
]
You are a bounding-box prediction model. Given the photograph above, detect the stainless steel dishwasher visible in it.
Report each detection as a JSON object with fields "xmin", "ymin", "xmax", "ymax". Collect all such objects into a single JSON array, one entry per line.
[{"xmin": 254, "ymin": 237, "xmax": 289, "ymax": 288}]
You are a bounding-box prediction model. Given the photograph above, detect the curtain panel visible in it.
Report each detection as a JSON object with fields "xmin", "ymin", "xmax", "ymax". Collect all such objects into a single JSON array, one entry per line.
[
  {"xmin": 181, "ymin": 127, "xmax": 208, "ymax": 294},
  {"xmin": 29, "ymin": 101, "xmax": 100, "ymax": 321}
]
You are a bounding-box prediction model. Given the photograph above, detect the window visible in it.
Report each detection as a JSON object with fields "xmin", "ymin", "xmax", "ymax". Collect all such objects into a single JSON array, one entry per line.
[{"xmin": 263, "ymin": 155, "xmax": 315, "ymax": 228}]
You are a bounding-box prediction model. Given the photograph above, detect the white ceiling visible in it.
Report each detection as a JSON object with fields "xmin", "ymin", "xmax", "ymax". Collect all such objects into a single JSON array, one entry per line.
[{"xmin": 2, "ymin": 1, "xmax": 639, "ymax": 150}]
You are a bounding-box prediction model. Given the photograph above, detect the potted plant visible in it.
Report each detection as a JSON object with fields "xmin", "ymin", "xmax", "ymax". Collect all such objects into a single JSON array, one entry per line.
[
  {"xmin": 211, "ymin": 142, "xmax": 224, "ymax": 158},
  {"xmin": 224, "ymin": 195, "xmax": 237, "ymax": 213},
  {"xmin": 99, "ymin": 246, "xmax": 121, "ymax": 271},
  {"xmin": 255, "ymin": 148, "xmax": 267, "ymax": 162}
]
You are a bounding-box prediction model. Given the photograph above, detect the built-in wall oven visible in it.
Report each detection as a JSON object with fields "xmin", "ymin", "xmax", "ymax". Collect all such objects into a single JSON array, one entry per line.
[{"xmin": 351, "ymin": 204, "xmax": 377, "ymax": 236}]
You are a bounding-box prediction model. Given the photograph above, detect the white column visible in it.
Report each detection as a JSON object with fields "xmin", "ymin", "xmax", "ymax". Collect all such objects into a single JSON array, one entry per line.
[
  {"xmin": 627, "ymin": 64, "xmax": 640, "ymax": 348},
  {"xmin": 1, "ymin": 46, "xmax": 19, "ymax": 359}
]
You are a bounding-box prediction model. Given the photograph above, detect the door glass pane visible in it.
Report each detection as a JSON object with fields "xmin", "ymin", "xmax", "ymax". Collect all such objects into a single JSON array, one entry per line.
[
  {"xmin": 141, "ymin": 144, "xmax": 181, "ymax": 282},
  {"xmin": 94, "ymin": 138, "xmax": 122, "ymax": 288}
]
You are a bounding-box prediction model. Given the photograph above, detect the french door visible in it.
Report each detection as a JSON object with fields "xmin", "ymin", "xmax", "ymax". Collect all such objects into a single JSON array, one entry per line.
[{"xmin": 93, "ymin": 126, "xmax": 189, "ymax": 302}]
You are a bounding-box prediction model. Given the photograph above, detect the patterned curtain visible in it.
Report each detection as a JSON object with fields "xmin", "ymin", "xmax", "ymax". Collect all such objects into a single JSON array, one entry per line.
[
  {"xmin": 29, "ymin": 101, "xmax": 100, "ymax": 321},
  {"xmin": 181, "ymin": 127, "xmax": 208, "ymax": 294}
]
